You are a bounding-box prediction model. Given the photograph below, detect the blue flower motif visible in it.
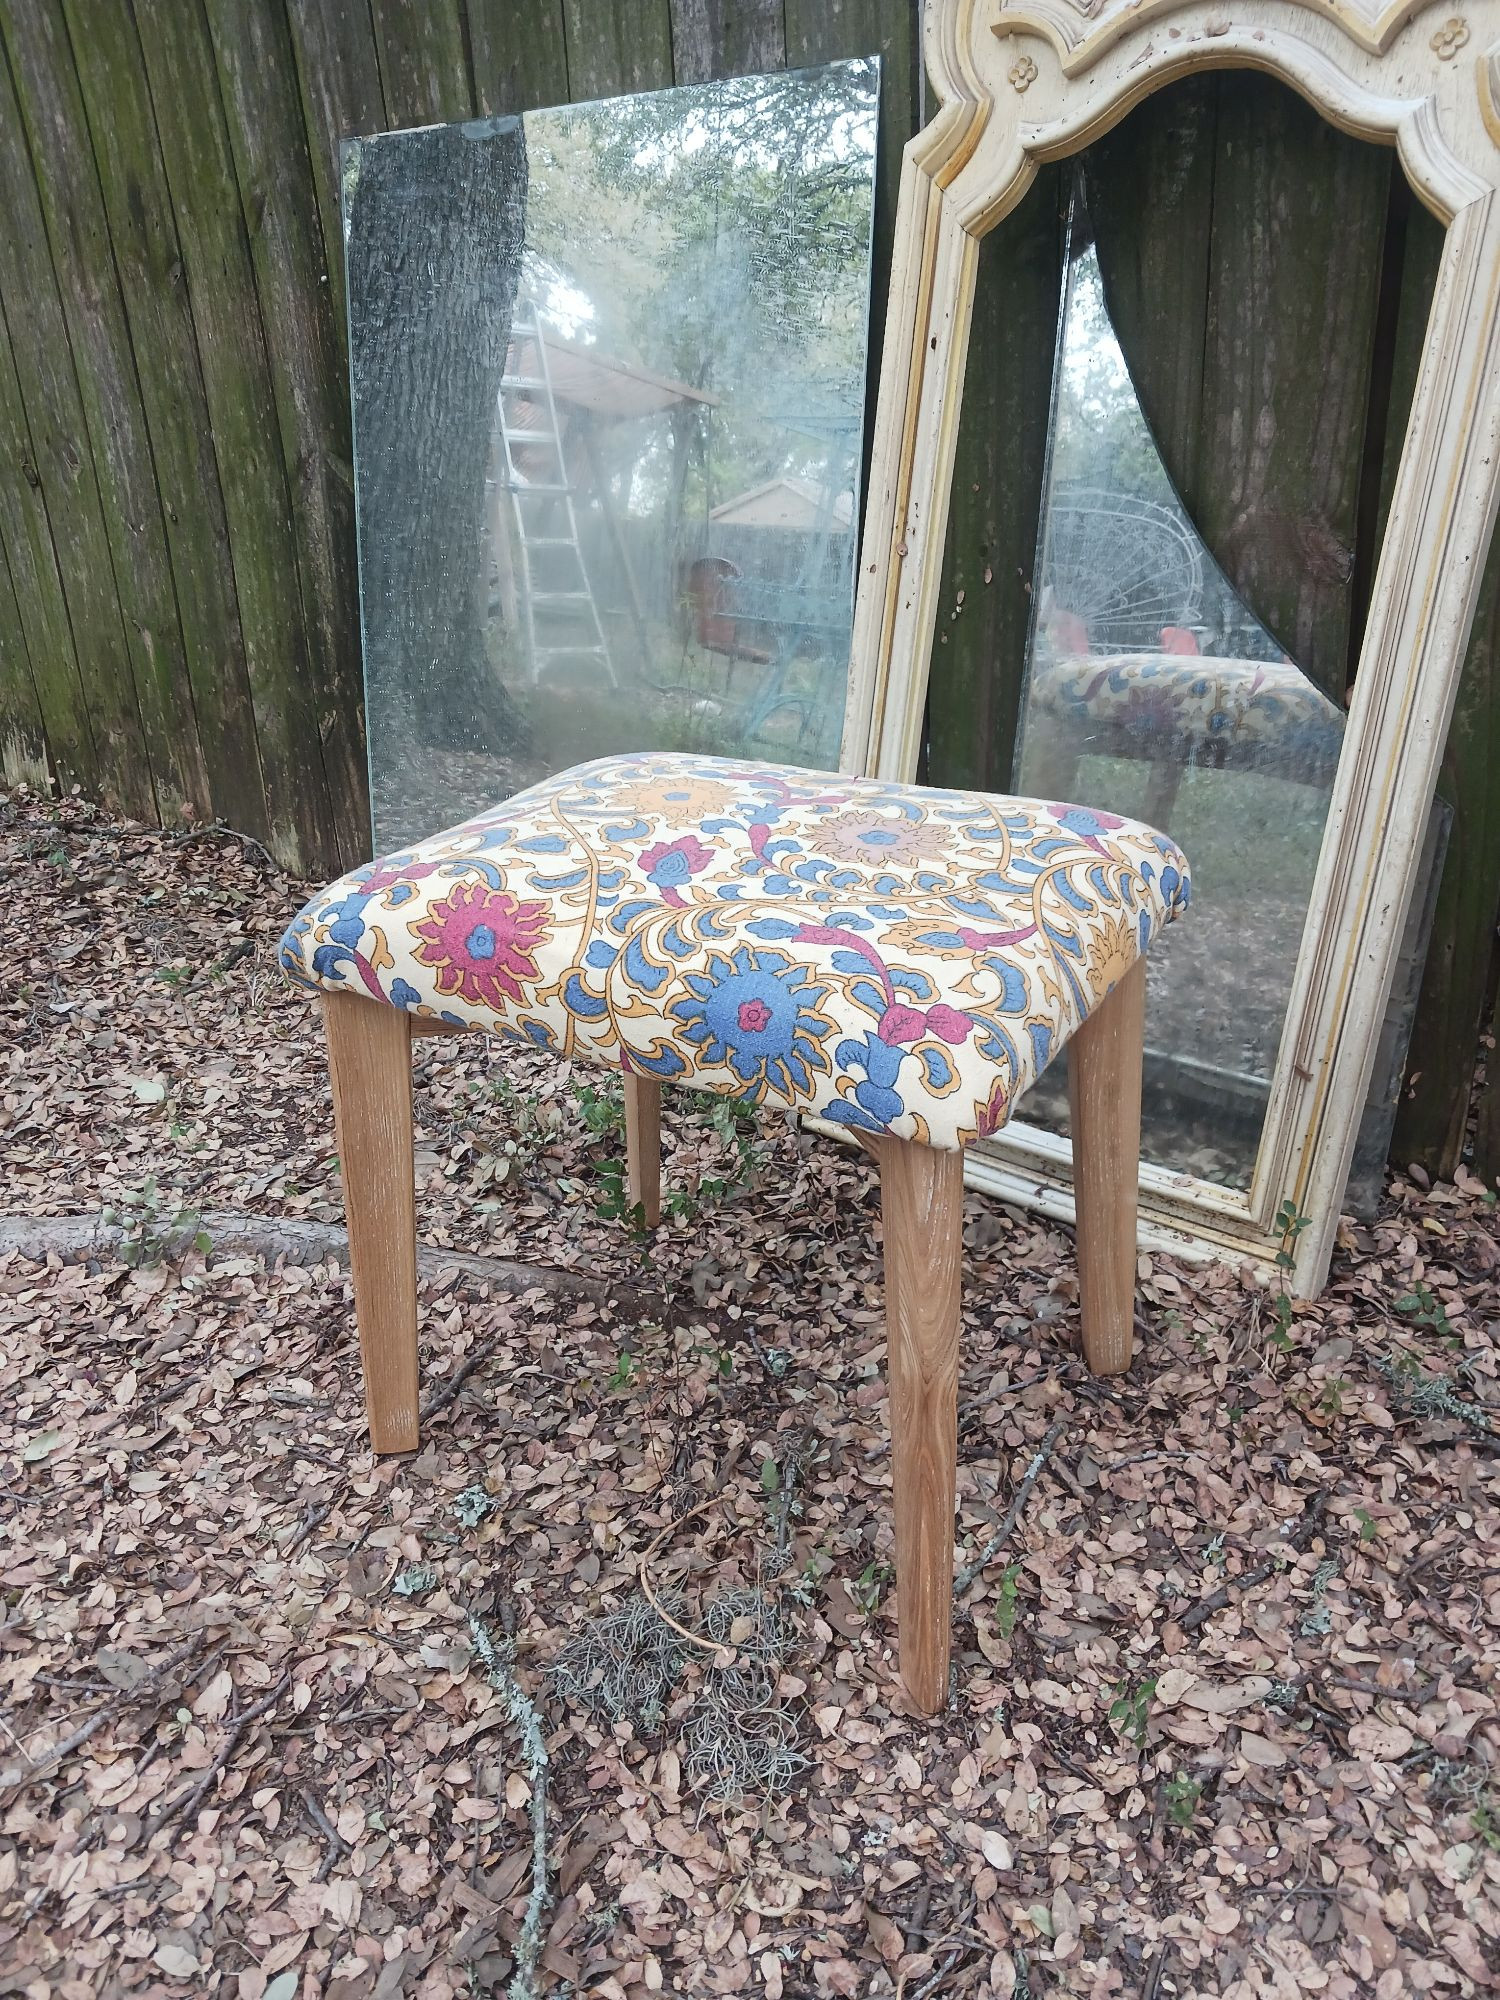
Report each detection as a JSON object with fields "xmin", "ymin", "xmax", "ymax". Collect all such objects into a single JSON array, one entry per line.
[{"xmin": 670, "ymin": 946, "xmax": 832, "ymax": 1097}]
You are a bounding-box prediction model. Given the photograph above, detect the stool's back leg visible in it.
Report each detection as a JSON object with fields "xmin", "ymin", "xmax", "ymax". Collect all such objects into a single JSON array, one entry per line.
[
  {"xmin": 624, "ymin": 1073, "xmax": 662, "ymax": 1228},
  {"xmin": 875, "ymin": 1135, "xmax": 964, "ymax": 1715},
  {"xmin": 322, "ymin": 994, "xmax": 420, "ymax": 1452},
  {"xmin": 1067, "ymin": 957, "xmax": 1147, "ymax": 1376}
]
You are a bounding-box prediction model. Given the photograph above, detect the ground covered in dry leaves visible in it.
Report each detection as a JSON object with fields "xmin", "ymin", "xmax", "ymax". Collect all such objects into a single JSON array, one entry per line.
[{"xmin": 1, "ymin": 787, "xmax": 1498, "ymax": 2000}]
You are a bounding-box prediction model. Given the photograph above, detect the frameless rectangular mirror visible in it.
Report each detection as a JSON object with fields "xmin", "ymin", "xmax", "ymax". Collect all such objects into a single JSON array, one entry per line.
[{"xmin": 343, "ymin": 62, "xmax": 879, "ymax": 853}]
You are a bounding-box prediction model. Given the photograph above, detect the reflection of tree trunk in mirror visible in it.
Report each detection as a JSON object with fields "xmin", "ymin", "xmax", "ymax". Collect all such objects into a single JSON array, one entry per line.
[
  {"xmin": 1084, "ymin": 74, "xmax": 1390, "ymax": 704},
  {"xmin": 346, "ymin": 120, "xmax": 529, "ymax": 756}
]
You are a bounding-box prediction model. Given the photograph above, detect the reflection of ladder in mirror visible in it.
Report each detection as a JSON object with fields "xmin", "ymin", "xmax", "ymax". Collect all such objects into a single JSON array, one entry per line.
[{"xmin": 499, "ymin": 302, "xmax": 616, "ymax": 686}]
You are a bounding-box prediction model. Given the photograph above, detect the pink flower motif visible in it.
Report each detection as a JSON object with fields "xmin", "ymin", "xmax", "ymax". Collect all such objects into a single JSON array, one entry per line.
[
  {"xmin": 640, "ymin": 834, "xmax": 713, "ymax": 904},
  {"xmin": 411, "ymin": 880, "xmax": 549, "ymax": 1010},
  {"xmin": 360, "ymin": 858, "xmax": 436, "ymax": 897},
  {"xmin": 879, "ymin": 1001, "xmax": 973, "ymax": 1047},
  {"xmin": 878, "ymin": 1003, "xmax": 929, "ymax": 1045},
  {"xmin": 738, "ymin": 998, "xmax": 772, "ymax": 1033},
  {"xmin": 925, "ymin": 1004, "xmax": 972, "ymax": 1045}
]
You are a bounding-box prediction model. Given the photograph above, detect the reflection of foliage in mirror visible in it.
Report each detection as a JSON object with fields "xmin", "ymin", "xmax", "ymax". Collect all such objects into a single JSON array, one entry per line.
[{"xmin": 524, "ymin": 65, "xmax": 877, "ymax": 538}]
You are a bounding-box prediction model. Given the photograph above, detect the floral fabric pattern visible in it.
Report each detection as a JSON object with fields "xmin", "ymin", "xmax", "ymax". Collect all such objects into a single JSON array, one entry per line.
[
  {"xmin": 1029, "ymin": 653, "xmax": 1344, "ymax": 781},
  {"xmin": 280, "ymin": 753, "xmax": 1191, "ymax": 1149}
]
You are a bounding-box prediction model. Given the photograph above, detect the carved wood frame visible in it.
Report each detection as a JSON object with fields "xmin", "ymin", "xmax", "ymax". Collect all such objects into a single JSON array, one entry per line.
[{"xmin": 841, "ymin": 0, "xmax": 1500, "ymax": 1293}]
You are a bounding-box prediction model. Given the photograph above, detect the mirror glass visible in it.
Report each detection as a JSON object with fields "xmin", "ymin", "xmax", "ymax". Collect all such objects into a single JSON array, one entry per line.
[
  {"xmin": 1012, "ymin": 196, "xmax": 1347, "ymax": 1190},
  {"xmin": 344, "ymin": 62, "xmax": 879, "ymax": 853}
]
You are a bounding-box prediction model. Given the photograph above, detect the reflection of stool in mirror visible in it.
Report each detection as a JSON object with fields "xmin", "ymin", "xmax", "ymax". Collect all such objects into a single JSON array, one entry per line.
[
  {"xmin": 280, "ymin": 753, "xmax": 1190, "ymax": 1713},
  {"xmin": 1021, "ymin": 651, "xmax": 1345, "ymax": 827}
]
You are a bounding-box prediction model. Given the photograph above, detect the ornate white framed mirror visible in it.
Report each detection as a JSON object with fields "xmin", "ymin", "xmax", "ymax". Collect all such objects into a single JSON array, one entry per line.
[{"xmin": 842, "ymin": 0, "xmax": 1500, "ymax": 1294}]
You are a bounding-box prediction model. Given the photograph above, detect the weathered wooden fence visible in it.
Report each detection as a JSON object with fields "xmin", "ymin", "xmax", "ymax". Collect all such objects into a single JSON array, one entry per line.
[
  {"xmin": 0, "ymin": 0, "xmax": 1495, "ymax": 1180},
  {"xmin": 0, "ymin": 0, "xmax": 917, "ymax": 879}
]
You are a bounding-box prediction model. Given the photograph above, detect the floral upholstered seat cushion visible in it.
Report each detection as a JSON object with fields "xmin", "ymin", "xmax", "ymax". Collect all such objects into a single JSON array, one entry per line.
[{"xmin": 280, "ymin": 754, "xmax": 1190, "ymax": 1149}]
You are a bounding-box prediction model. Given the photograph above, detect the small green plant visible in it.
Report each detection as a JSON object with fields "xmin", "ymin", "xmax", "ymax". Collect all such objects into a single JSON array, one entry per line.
[
  {"xmin": 1394, "ymin": 1280, "xmax": 1455, "ymax": 1340},
  {"xmin": 1319, "ymin": 1375, "xmax": 1347, "ymax": 1419},
  {"xmin": 995, "ymin": 1561, "xmax": 1023, "ymax": 1640},
  {"xmin": 154, "ymin": 963, "xmax": 193, "ymax": 988},
  {"xmin": 760, "ymin": 1455, "xmax": 781, "ymax": 1495},
  {"xmin": 1355, "ymin": 1507, "xmax": 1379, "ymax": 1543},
  {"xmin": 1472, "ymin": 1799, "xmax": 1500, "ymax": 1852},
  {"xmin": 1109, "ymin": 1675, "xmax": 1158, "ymax": 1748},
  {"xmin": 1268, "ymin": 1201, "xmax": 1312, "ymax": 1354},
  {"xmin": 576, "ymin": 1080, "xmax": 625, "ymax": 1141},
  {"xmin": 592, "ymin": 1156, "xmax": 646, "ymax": 1230},
  {"xmin": 101, "ymin": 1178, "xmax": 210, "ymax": 1268},
  {"xmin": 605, "ymin": 1348, "xmax": 635, "ymax": 1392},
  {"xmin": 851, "ymin": 1559, "xmax": 893, "ymax": 1616},
  {"xmin": 1165, "ymin": 1772, "xmax": 1202, "ymax": 1828}
]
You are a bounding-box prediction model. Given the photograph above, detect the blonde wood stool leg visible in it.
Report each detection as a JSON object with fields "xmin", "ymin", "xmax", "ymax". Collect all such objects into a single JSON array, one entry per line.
[
  {"xmin": 875, "ymin": 1134, "xmax": 964, "ymax": 1715},
  {"xmin": 624, "ymin": 1073, "xmax": 662, "ymax": 1227},
  {"xmin": 322, "ymin": 994, "xmax": 419, "ymax": 1453},
  {"xmin": 1067, "ymin": 957, "xmax": 1147, "ymax": 1376}
]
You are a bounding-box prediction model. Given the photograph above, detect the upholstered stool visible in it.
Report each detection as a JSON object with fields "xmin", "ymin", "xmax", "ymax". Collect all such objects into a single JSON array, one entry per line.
[{"xmin": 280, "ymin": 752, "xmax": 1190, "ymax": 1710}]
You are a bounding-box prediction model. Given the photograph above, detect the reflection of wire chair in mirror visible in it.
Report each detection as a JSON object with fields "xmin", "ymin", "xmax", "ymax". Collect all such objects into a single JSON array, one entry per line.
[
  {"xmin": 1039, "ymin": 489, "xmax": 1204, "ymax": 652},
  {"xmin": 1021, "ymin": 646, "xmax": 1345, "ymax": 831}
]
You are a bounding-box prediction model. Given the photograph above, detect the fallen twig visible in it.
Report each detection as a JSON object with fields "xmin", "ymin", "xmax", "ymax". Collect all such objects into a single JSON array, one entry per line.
[
  {"xmin": 470, "ymin": 1616, "xmax": 549, "ymax": 2000},
  {"xmin": 1180, "ymin": 1493, "xmax": 1329, "ymax": 1634},
  {"xmin": 147, "ymin": 1673, "xmax": 290, "ymax": 1841},
  {"xmin": 0, "ymin": 1209, "xmax": 622, "ymax": 1304},
  {"xmin": 956, "ymin": 1419, "xmax": 1065, "ymax": 1595},
  {"xmin": 421, "ymin": 1336, "xmax": 503, "ymax": 1422},
  {"xmin": 3, "ymin": 1634, "xmax": 208, "ymax": 1792}
]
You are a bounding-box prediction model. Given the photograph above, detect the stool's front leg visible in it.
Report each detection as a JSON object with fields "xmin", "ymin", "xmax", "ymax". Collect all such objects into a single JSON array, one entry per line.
[
  {"xmin": 322, "ymin": 994, "xmax": 420, "ymax": 1453},
  {"xmin": 624, "ymin": 1073, "xmax": 662, "ymax": 1228},
  {"xmin": 875, "ymin": 1135, "xmax": 964, "ymax": 1715},
  {"xmin": 1067, "ymin": 957, "xmax": 1147, "ymax": 1375}
]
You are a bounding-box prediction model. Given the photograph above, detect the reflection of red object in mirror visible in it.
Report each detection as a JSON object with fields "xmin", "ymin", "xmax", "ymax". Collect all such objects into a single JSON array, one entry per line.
[
  {"xmin": 681, "ymin": 557, "xmax": 774, "ymax": 665},
  {"xmin": 1160, "ymin": 626, "xmax": 1200, "ymax": 655},
  {"xmin": 1048, "ymin": 608, "xmax": 1091, "ymax": 654}
]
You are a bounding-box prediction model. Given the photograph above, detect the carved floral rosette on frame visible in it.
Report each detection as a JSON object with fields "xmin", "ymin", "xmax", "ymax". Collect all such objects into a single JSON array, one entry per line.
[{"xmin": 842, "ymin": 0, "xmax": 1500, "ymax": 1294}]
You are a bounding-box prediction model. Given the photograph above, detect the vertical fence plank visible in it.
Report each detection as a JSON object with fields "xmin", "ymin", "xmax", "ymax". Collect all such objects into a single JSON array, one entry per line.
[
  {"xmin": 560, "ymin": 0, "xmax": 675, "ymax": 99},
  {"xmin": 5, "ymin": 0, "xmax": 212, "ymax": 826},
  {"xmin": 204, "ymin": 0, "xmax": 368, "ymax": 868},
  {"xmin": 927, "ymin": 174, "xmax": 1063, "ymax": 790},
  {"xmin": 0, "ymin": 277, "xmax": 96, "ymax": 791},
  {"xmin": 1383, "ymin": 194, "xmax": 1500, "ymax": 1178},
  {"xmin": 671, "ymin": 0, "xmax": 787, "ymax": 82},
  {"xmin": 128, "ymin": 0, "xmax": 339, "ymax": 873},
  {"xmin": 0, "ymin": 20, "xmax": 152, "ymax": 815},
  {"xmin": 367, "ymin": 0, "xmax": 474, "ymax": 123},
  {"xmin": 0, "ymin": 538, "xmax": 50, "ymax": 789},
  {"xmin": 467, "ymin": 0, "xmax": 569, "ymax": 113},
  {"xmin": 61, "ymin": 0, "xmax": 270, "ymax": 845},
  {"xmin": 283, "ymin": 0, "xmax": 387, "ymax": 376}
]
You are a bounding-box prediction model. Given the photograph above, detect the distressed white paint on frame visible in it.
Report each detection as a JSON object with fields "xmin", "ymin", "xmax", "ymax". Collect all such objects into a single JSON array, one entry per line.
[{"xmin": 842, "ymin": 0, "xmax": 1500, "ymax": 1295}]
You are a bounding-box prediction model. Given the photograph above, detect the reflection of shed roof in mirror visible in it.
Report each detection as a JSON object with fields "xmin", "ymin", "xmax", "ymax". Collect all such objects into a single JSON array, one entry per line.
[
  {"xmin": 514, "ymin": 324, "xmax": 716, "ymax": 424},
  {"xmin": 710, "ymin": 477, "xmax": 853, "ymax": 532}
]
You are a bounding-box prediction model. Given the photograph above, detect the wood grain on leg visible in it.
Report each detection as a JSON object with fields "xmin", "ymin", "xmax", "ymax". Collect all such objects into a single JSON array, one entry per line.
[
  {"xmin": 875, "ymin": 1135, "xmax": 964, "ymax": 1715},
  {"xmin": 322, "ymin": 994, "xmax": 419, "ymax": 1453},
  {"xmin": 624, "ymin": 1073, "xmax": 662, "ymax": 1227},
  {"xmin": 1067, "ymin": 957, "xmax": 1147, "ymax": 1376}
]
